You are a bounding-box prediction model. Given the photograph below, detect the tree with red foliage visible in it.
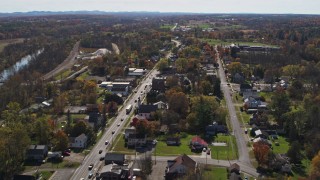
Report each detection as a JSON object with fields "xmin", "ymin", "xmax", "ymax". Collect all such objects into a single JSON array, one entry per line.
[{"xmin": 253, "ymin": 141, "xmax": 270, "ymax": 167}]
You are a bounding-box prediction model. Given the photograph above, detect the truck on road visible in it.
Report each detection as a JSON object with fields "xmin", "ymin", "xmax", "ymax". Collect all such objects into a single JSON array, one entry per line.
[{"xmin": 126, "ymin": 104, "xmax": 132, "ymax": 114}]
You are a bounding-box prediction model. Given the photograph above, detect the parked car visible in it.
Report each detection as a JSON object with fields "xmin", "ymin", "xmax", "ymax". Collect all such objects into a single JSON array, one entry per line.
[
  {"xmin": 62, "ymin": 151, "xmax": 70, "ymax": 156},
  {"xmin": 88, "ymin": 173, "xmax": 93, "ymax": 179},
  {"xmin": 105, "ymin": 141, "xmax": 109, "ymax": 145},
  {"xmin": 99, "ymin": 150, "xmax": 103, "ymax": 154},
  {"xmin": 112, "ymin": 131, "xmax": 115, "ymax": 134},
  {"xmin": 203, "ymin": 147, "xmax": 207, "ymax": 152},
  {"xmin": 100, "ymin": 156, "xmax": 105, "ymax": 161},
  {"xmin": 207, "ymin": 150, "xmax": 210, "ymax": 155},
  {"xmin": 88, "ymin": 163, "xmax": 94, "ymax": 170},
  {"xmin": 117, "ymin": 123, "xmax": 120, "ymax": 127},
  {"xmin": 121, "ymin": 118, "xmax": 124, "ymax": 121},
  {"xmin": 65, "ymin": 149, "xmax": 71, "ymax": 153}
]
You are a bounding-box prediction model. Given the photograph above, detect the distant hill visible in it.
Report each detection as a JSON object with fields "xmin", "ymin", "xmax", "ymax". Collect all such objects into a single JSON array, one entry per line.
[{"xmin": 0, "ymin": 11, "xmax": 195, "ymax": 17}]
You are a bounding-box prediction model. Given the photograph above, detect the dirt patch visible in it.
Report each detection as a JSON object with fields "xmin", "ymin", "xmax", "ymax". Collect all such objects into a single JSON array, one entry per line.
[
  {"xmin": 148, "ymin": 161, "xmax": 166, "ymax": 180},
  {"xmin": 64, "ymin": 152, "xmax": 85, "ymax": 163}
]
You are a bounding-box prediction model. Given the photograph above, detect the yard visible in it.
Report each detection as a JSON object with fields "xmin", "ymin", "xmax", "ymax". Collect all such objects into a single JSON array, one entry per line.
[
  {"xmin": 155, "ymin": 134, "xmax": 201, "ymax": 156},
  {"xmin": 209, "ymin": 134, "xmax": 238, "ymax": 160},
  {"xmin": 271, "ymin": 136, "xmax": 289, "ymax": 154},
  {"xmin": 201, "ymin": 165, "xmax": 228, "ymax": 180},
  {"xmin": 34, "ymin": 170, "xmax": 54, "ymax": 180}
]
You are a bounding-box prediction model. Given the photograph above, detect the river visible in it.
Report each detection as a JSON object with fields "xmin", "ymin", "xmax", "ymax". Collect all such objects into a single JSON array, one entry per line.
[{"xmin": 0, "ymin": 49, "xmax": 44, "ymax": 82}]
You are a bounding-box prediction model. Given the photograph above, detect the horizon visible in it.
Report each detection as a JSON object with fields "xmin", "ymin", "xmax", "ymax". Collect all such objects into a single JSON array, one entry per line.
[{"xmin": 1, "ymin": 0, "xmax": 320, "ymax": 15}]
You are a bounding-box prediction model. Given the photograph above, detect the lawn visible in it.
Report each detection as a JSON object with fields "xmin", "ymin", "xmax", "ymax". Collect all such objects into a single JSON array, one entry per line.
[
  {"xmin": 201, "ymin": 165, "xmax": 228, "ymax": 180},
  {"xmin": 200, "ymin": 38, "xmax": 278, "ymax": 47},
  {"xmin": 271, "ymin": 136, "xmax": 289, "ymax": 154},
  {"xmin": 112, "ymin": 134, "xmax": 136, "ymax": 154},
  {"xmin": 54, "ymin": 69, "xmax": 72, "ymax": 81},
  {"xmin": 259, "ymin": 92, "xmax": 274, "ymax": 103},
  {"xmin": 209, "ymin": 134, "xmax": 238, "ymax": 160},
  {"xmin": 156, "ymin": 134, "xmax": 201, "ymax": 156},
  {"xmin": 160, "ymin": 24, "xmax": 174, "ymax": 29},
  {"xmin": 34, "ymin": 170, "xmax": 54, "ymax": 180}
]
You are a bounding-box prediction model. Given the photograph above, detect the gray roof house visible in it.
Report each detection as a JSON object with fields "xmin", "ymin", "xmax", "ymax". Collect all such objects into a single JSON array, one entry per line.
[
  {"xmin": 26, "ymin": 145, "xmax": 48, "ymax": 162},
  {"xmin": 105, "ymin": 153, "xmax": 126, "ymax": 165}
]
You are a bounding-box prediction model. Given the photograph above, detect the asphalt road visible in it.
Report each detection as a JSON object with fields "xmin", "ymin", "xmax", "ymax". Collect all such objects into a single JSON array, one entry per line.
[
  {"xmin": 215, "ymin": 47, "xmax": 252, "ymax": 166},
  {"xmin": 71, "ymin": 68, "xmax": 159, "ymax": 180}
]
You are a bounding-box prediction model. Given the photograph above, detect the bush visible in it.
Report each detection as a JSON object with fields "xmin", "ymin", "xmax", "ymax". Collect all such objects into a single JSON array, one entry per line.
[{"xmin": 180, "ymin": 132, "xmax": 188, "ymax": 138}]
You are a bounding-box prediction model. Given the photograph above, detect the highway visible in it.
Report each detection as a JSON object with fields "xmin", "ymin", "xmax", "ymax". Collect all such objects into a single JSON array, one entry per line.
[
  {"xmin": 71, "ymin": 68, "xmax": 159, "ymax": 180},
  {"xmin": 215, "ymin": 47, "xmax": 252, "ymax": 166}
]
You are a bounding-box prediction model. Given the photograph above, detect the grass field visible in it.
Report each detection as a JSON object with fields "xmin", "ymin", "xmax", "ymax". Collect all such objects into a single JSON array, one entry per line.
[
  {"xmin": 201, "ymin": 165, "xmax": 228, "ymax": 180},
  {"xmin": 271, "ymin": 136, "xmax": 289, "ymax": 154},
  {"xmin": 156, "ymin": 134, "xmax": 201, "ymax": 156},
  {"xmin": 209, "ymin": 134, "xmax": 238, "ymax": 160},
  {"xmin": 34, "ymin": 170, "xmax": 54, "ymax": 180},
  {"xmin": 200, "ymin": 38, "xmax": 278, "ymax": 47},
  {"xmin": 0, "ymin": 38, "xmax": 24, "ymax": 52},
  {"xmin": 160, "ymin": 24, "xmax": 174, "ymax": 29}
]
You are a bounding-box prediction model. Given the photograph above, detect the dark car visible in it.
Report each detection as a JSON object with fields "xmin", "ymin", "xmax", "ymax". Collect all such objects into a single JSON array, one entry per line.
[
  {"xmin": 88, "ymin": 173, "xmax": 93, "ymax": 179},
  {"xmin": 62, "ymin": 151, "xmax": 70, "ymax": 156},
  {"xmin": 100, "ymin": 156, "xmax": 105, "ymax": 161},
  {"xmin": 88, "ymin": 163, "xmax": 94, "ymax": 170},
  {"xmin": 99, "ymin": 150, "xmax": 103, "ymax": 154},
  {"xmin": 105, "ymin": 141, "xmax": 109, "ymax": 145},
  {"xmin": 112, "ymin": 131, "xmax": 115, "ymax": 134}
]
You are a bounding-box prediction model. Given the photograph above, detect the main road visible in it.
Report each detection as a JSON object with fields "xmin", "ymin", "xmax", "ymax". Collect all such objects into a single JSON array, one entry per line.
[
  {"xmin": 71, "ymin": 68, "xmax": 159, "ymax": 180},
  {"xmin": 215, "ymin": 47, "xmax": 252, "ymax": 166}
]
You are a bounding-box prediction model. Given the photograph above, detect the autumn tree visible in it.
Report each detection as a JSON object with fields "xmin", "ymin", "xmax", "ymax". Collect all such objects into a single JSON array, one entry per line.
[
  {"xmin": 282, "ymin": 64, "xmax": 301, "ymax": 79},
  {"xmin": 287, "ymin": 141, "xmax": 303, "ymax": 164},
  {"xmin": 156, "ymin": 58, "xmax": 169, "ymax": 73},
  {"xmin": 227, "ymin": 62, "xmax": 243, "ymax": 76},
  {"xmin": 310, "ymin": 151, "xmax": 320, "ymax": 179},
  {"xmin": 71, "ymin": 120, "xmax": 87, "ymax": 137},
  {"xmin": 33, "ymin": 119, "xmax": 51, "ymax": 145},
  {"xmin": 52, "ymin": 130, "xmax": 68, "ymax": 151},
  {"xmin": 165, "ymin": 90, "xmax": 189, "ymax": 118},
  {"xmin": 175, "ymin": 58, "xmax": 188, "ymax": 73},
  {"xmin": 253, "ymin": 141, "xmax": 270, "ymax": 167},
  {"xmin": 0, "ymin": 124, "xmax": 30, "ymax": 180},
  {"xmin": 199, "ymin": 80, "xmax": 213, "ymax": 95}
]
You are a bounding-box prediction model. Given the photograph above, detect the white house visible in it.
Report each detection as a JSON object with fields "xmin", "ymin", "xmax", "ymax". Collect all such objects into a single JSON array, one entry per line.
[
  {"xmin": 69, "ymin": 133, "xmax": 88, "ymax": 148},
  {"xmin": 128, "ymin": 68, "xmax": 146, "ymax": 76}
]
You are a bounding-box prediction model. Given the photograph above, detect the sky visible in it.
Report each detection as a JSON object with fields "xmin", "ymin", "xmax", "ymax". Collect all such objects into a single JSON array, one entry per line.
[{"xmin": 1, "ymin": 0, "xmax": 320, "ymax": 14}]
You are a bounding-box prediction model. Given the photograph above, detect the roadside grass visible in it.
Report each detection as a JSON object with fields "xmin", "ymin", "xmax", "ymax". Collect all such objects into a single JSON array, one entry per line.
[
  {"xmin": 209, "ymin": 134, "xmax": 238, "ymax": 160},
  {"xmin": 71, "ymin": 114, "xmax": 87, "ymax": 120},
  {"xmin": 200, "ymin": 38, "xmax": 278, "ymax": 47},
  {"xmin": 0, "ymin": 38, "xmax": 24, "ymax": 52},
  {"xmin": 201, "ymin": 165, "xmax": 227, "ymax": 180},
  {"xmin": 270, "ymin": 136, "xmax": 290, "ymax": 154},
  {"xmin": 111, "ymin": 134, "xmax": 135, "ymax": 155},
  {"xmin": 33, "ymin": 170, "xmax": 54, "ymax": 180},
  {"xmin": 76, "ymin": 71, "xmax": 89, "ymax": 81},
  {"xmin": 156, "ymin": 134, "xmax": 201, "ymax": 156},
  {"xmin": 54, "ymin": 69, "xmax": 72, "ymax": 81},
  {"xmin": 290, "ymin": 158, "xmax": 310, "ymax": 179}
]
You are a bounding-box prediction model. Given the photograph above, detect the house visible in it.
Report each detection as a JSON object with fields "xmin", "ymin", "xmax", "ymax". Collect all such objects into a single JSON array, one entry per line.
[
  {"xmin": 254, "ymin": 129, "xmax": 269, "ymax": 139},
  {"xmin": 99, "ymin": 163, "xmax": 129, "ymax": 180},
  {"xmin": 166, "ymin": 137, "xmax": 181, "ymax": 146},
  {"xmin": 14, "ymin": 175, "xmax": 36, "ymax": 180},
  {"xmin": 105, "ymin": 153, "xmax": 126, "ymax": 165},
  {"xmin": 128, "ymin": 68, "xmax": 146, "ymax": 76},
  {"xmin": 153, "ymin": 101, "xmax": 168, "ymax": 109},
  {"xmin": 99, "ymin": 81, "xmax": 131, "ymax": 95},
  {"xmin": 228, "ymin": 163, "xmax": 240, "ymax": 174},
  {"xmin": 165, "ymin": 154, "xmax": 197, "ymax": 180},
  {"xmin": 88, "ymin": 112, "xmax": 102, "ymax": 130},
  {"xmin": 69, "ymin": 133, "xmax": 88, "ymax": 148},
  {"xmin": 240, "ymin": 84, "xmax": 253, "ymax": 94},
  {"xmin": 190, "ymin": 136, "xmax": 208, "ymax": 152},
  {"xmin": 26, "ymin": 145, "xmax": 48, "ymax": 162},
  {"xmin": 127, "ymin": 134, "xmax": 147, "ymax": 148},
  {"xmin": 137, "ymin": 104, "xmax": 158, "ymax": 119},
  {"xmin": 110, "ymin": 86, "xmax": 129, "ymax": 96},
  {"xmin": 243, "ymin": 96, "xmax": 261, "ymax": 109},
  {"xmin": 242, "ymin": 91, "xmax": 259, "ymax": 100},
  {"xmin": 206, "ymin": 122, "xmax": 228, "ymax": 136},
  {"xmin": 124, "ymin": 127, "xmax": 136, "ymax": 139},
  {"xmin": 152, "ymin": 77, "xmax": 166, "ymax": 92},
  {"xmin": 233, "ymin": 73, "xmax": 245, "ymax": 84}
]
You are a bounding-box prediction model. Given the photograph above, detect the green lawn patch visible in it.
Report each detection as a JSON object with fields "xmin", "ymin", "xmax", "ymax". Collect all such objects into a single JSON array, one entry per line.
[
  {"xmin": 200, "ymin": 38, "xmax": 278, "ymax": 47},
  {"xmin": 201, "ymin": 165, "xmax": 227, "ymax": 180},
  {"xmin": 271, "ymin": 136, "xmax": 289, "ymax": 154},
  {"xmin": 112, "ymin": 134, "xmax": 135, "ymax": 154},
  {"xmin": 209, "ymin": 134, "xmax": 238, "ymax": 160},
  {"xmin": 156, "ymin": 134, "xmax": 201, "ymax": 156},
  {"xmin": 34, "ymin": 170, "xmax": 54, "ymax": 180},
  {"xmin": 160, "ymin": 24, "xmax": 174, "ymax": 29},
  {"xmin": 259, "ymin": 92, "xmax": 273, "ymax": 103},
  {"xmin": 54, "ymin": 69, "xmax": 72, "ymax": 81}
]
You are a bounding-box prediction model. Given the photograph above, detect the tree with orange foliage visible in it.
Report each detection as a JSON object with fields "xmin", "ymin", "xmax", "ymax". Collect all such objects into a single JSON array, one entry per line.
[
  {"xmin": 310, "ymin": 151, "xmax": 320, "ymax": 179},
  {"xmin": 253, "ymin": 141, "xmax": 270, "ymax": 167},
  {"xmin": 52, "ymin": 130, "xmax": 69, "ymax": 151}
]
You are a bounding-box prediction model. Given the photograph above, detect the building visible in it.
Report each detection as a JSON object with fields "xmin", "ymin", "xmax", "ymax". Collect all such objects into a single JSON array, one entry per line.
[
  {"xmin": 205, "ymin": 122, "xmax": 228, "ymax": 136},
  {"xmin": 152, "ymin": 77, "xmax": 166, "ymax": 92},
  {"xmin": 137, "ymin": 104, "xmax": 158, "ymax": 119},
  {"xmin": 166, "ymin": 137, "xmax": 181, "ymax": 146},
  {"xmin": 127, "ymin": 134, "xmax": 147, "ymax": 148},
  {"xmin": 124, "ymin": 127, "xmax": 136, "ymax": 139},
  {"xmin": 165, "ymin": 154, "xmax": 197, "ymax": 180},
  {"xmin": 88, "ymin": 112, "xmax": 102, "ymax": 130},
  {"xmin": 99, "ymin": 81, "xmax": 131, "ymax": 96},
  {"xmin": 190, "ymin": 136, "xmax": 208, "ymax": 152},
  {"xmin": 105, "ymin": 153, "xmax": 126, "ymax": 165},
  {"xmin": 99, "ymin": 163, "xmax": 129, "ymax": 180},
  {"xmin": 128, "ymin": 68, "xmax": 147, "ymax": 76},
  {"xmin": 69, "ymin": 133, "xmax": 88, "ymax": 148},
  {"xmin": 26, "ymin": 145, "xmax": 48, "ymax": 162}
]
